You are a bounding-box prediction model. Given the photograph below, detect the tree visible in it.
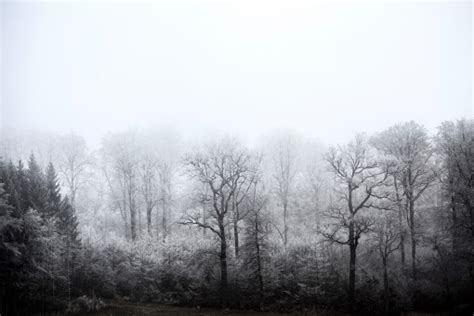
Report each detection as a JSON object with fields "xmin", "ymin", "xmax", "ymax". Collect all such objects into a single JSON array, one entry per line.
[
  {"xmin": 230, "ymin": 155, "xmax": 260, "ymax": 257},
  {"xmin": 139, "ymin": 151, "xmax": 160, "ymax": 237},
  {"xmin": 322, "ymin": 134, "xmax": 388, "ymax": 311},
  {"xmin": 57, "ymin": 197, "xmax": 81, "ymax": 300},
  {"xmin": 157, "ymin": 159, "xmax": 174, "ymax": 241},
  {"xmin": 241, "ymin": 180, "xmax": 270, "ymax": 308},
  {"xmin": 45, "ymin": 162, "xmax": 62, "ymax": 218},
  {"xmin": 435, "ymin": 119, "xmax": 474, "ymax": 300},
  {"xmin": 57, "ymin": 133, "xmax": 90, "ymax": 208},
  {"xmin": 101, "ymin": 131, "xmax": 140, "ymax": 240},
  {"xmin": 26, "ymin": 153, "xmax": 47, "ymax": 215},
  {"xmin": 372, "ymin": 216, "xmax": 400, "ymax": 315},
  {"xmin": 268, "ymin": 133, "xmax": 299, "ymax": 246},
  {"xmin": 436, "ymin": 119, "xmax": 474, "ymax": 243},
  {"xmin": 181, "ymin": 137, "xmax": 253, "ymax": 306},
  {"xmin": 373, "ymin": 121, "xmax": 436, "ymax": 279},
  {"xmin": 0, "ymin": 178, "xmax": 22, "ymax": 315}
]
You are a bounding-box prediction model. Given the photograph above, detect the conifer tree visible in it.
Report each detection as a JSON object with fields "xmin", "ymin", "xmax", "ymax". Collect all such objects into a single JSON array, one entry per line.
[
  {"xmin": 58, "ymin": 196, "xmax": 80, "ymax": 300},
  {"xmin": 15, "ymin": 160, "xmax": 30, "ymax": 215},
  {"xmin": 26, "ymin": 153, "xmax": 47, "ymax": 214},
  {"xmin": 58, "ymin": 197, "xmax": 80, "ymax": 246},
  {"xmin": 0, "ymin": 180, "xmax": 23, "ymax": 315},
  {"xmin": 45, "ymin": 162, "xmax": 62, "ymax": 218}
]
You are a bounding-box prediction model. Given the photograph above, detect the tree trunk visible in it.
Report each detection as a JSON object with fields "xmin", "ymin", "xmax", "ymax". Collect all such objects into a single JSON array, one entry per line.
[
  {"xmin": 130, "ymin": 199, "xmax": 137, "ymax": 241},
  {"xmin": 146, "ymin": 205, "xmax": 153, "ymax": 236},
  {"xmin": 283, "ymin": 201, "xmax": 288, "ymax": 246},
  {"xmin": 138, "ymin": 201, "xmax": 142, "ymax": 234},
  {"xmin": 394, "ymin": 176, "xmax": 405, "ymax": 266},
  {"xmin": 162, "ymin": 201, "xmax": 167, "ymax": 242},
  {"xmin": 218, "ymin": 218, "xmax": 228, "ymax": 307},
  {"xmin": 348, "ymin": 221, "xmax": 356, "ymax": 312},
  {"xmin": 398, "ymin": 205, "xmax": 406, "ymax": 266},
  {"xmin": 255, "ymin": 218, "xmax": 264, "ymax": 308},
  {"xmin": 409, "ymin": 201, "xmax": 416, "ymax": 279},
  {"xmin": 232, "ymin": 196, "xmax": 240, "ymax": 256},
  {"xmin": 202, "ymin": 206, "xmax": 207, "ymax": 237},
  {"xmin": 451, "ymin": 194, "xmax": 458, "ymax": 251},
  {"xmin": 234, "ymin": 219, "xmax": 239, "ymax": 257},
  {"xmin": 383, "ymin": 256, "xmax": 389, "ymax": 316}
]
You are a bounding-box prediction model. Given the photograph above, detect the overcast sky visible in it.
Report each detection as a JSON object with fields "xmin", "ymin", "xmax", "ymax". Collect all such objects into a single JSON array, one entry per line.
[{"xmin": 1, "ymin": 0, "xmax": 472, "ymax": 147}]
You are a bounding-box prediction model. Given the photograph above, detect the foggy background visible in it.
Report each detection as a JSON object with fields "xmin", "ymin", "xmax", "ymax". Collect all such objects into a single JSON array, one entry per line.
[{"xmin": 1, "ymin": 0, "xmax": 472, "ymax": 147}]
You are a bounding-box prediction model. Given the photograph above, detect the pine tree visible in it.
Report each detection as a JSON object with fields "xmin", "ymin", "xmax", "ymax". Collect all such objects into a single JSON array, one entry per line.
[
  {"xmin": 26, "ymin": 153, "xmax": 47, "ymax": 215},
  {"xmin": 0, "ymin": 160, "xmax": 29, "ymax": 217},
  {"xmin": 45, "ymin": 162, "xmax": 62, "ymax": 218},
  {"xmin": 15, "ymin": 160, "xmax": 30, "ymax": 215},
  {"xmin": 0, "ymin": 181, "xmax": 23, "ymax": 315},
  {"xmin": 58, "ymin": 196, "xmax": 80, "ymax": 300},
  {"xmin": 57, "ymin": 197, "xmax": 80, "ymax": 245}
]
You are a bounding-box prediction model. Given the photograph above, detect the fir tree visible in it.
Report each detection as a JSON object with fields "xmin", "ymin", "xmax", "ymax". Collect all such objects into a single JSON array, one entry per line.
[
  {"xmin": 26, "ymin": 153, "xmax": 47, "ymax": 215},
  {"xmin": 45, "ymin": 162, "xmax": 62, "ymax": 218},
  {"xmin": 58, "ymin": 197, "xmax": 80, "ymax": 246},
  {"xmin": 58, "ymin": 196, "xmax": 80, "ymax": 300},
  {"xmin": 0, "ymin": 181, "xmax": 23, "ymax": 315},
  {"xmin": 14, "ymin": 160, "xmax": 30, "ymax": 215}
]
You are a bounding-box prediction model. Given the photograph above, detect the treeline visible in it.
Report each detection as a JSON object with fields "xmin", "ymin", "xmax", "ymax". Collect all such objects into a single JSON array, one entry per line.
[{"xmin": 0, "ymin": 120, "xmax": 473, "ymax": 315}]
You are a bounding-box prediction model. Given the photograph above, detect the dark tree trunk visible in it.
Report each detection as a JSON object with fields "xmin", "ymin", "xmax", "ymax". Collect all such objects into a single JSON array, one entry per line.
[
  {"xmin": 451, "ymin": 194, "xmax": 458, "ymax": 251},
  {"xmin": 409, "ymin": 200, "xmax": 416, "ymax": 279},
  {"xmin": 233, "ymin": 199, "xmax": 240, "ymax": 256},
  {"xmin": 382, "ymin": 256, "xmax": 389, "ymax": 316},
  {"xmin": 146, "ymin": 205, "xmax": 153, "ymax": 236},
  {"xmin": 218, "ymin": 218, "xmax": 228, "ymax": 307},
  {"xmin": 130, "ymin": 202, "xmax": 137, "ymax": 240},
  {"xmin": 255, "ymin": 218, "xmax": 264, "ymax": 308},
  {"xmin": 348, "ymin": 221, "xmax": 356, "ymax": 312},
  {"xmin": 234, "ymin": 220, "xmax": 239, "ymax": 257},
  {"xmin": 394, "ymin": 177, "xmax": 405, "ymax": 266},
  {"xmin": 398, "ymin": 205, "xmax": 406, "ymax": 266},
  {"xmin": 283, "ymin": 201, "xmax": 288, "ymax": 246}
]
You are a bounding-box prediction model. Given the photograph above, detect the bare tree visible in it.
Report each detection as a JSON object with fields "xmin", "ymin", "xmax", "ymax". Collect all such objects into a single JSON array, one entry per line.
[
  {"xmin": 230, "ymin": 154, "xmax": 260, "ymax": 257},
  {"xmin": 436, "ymin": 119, "xmax": 474, "ymax": 241},
  {"xmin": 269, "ymin": 133, "xmax": 299, "ymax": 246},
  {"xmin": 241, "ymin": 177, "xmax": 269, "ymax": 309},
  {"xmin": 157, "ymin": 159, "xmax": 174, "ymax": 241},
  {"xmin": 101, "ymin": 131, "xmax": 140, "ymax": 240},
  {"xmin": 373, "ymin": 121, "xmax": 436, "ymax": 279},
  {"xmin": 57, "ymin": 133, "xmax": 91, "ymax": 208},
  {"xmin": 372, "ymin": 216, "xmax": 400, "ymax": 316},
  {"xmin": 139, "ymin": 151, "xmax": 160, "ymax": 237},
  {"xmin": 322, "ymin": 134, "xmax": 388, "ymax": 310},
  {"xmin": 181, "ymin": 137, "xmax": 253, "ymax": 305}
]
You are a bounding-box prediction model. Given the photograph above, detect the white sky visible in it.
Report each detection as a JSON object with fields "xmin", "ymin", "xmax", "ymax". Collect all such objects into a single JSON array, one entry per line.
[{"xmin": 1, "ymin": 0, "xmax": 472, "ymax": 147}]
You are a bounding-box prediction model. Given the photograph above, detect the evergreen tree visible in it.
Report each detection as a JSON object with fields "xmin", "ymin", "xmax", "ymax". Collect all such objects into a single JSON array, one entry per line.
[
  {"xmin": 15, "ymin": 160, "xmax": 30, "ymax": 215},
  {"xmin": 58, "ymin": 196, "xmax": 81, "ymax": 300},
  {"xmin": 0, "ymin": 160, "xmax": 29, "ymax": 217},
  {"xmin": 58, "ymin": 197, "xmax": 80, "ymax": 246},
  {"xmin": 45, "ymin": 162, "xmax": 62, "ymax": 218},
  {"xmin": 0, "ymin": 181, "xmax": 23, "ymax": 315},
  {"xmin": 26, "ymin": 153, "xmax": 47, "ymax": 215}
]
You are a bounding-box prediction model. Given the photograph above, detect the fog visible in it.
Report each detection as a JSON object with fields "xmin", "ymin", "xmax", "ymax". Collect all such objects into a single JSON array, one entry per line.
[
  {"xmin": 1, "ymin": 0, "xmax": 472, "ymax": 147},
  {"xmin": 1, "ymin": 2, "xmax": 474, "ymax": 315}
]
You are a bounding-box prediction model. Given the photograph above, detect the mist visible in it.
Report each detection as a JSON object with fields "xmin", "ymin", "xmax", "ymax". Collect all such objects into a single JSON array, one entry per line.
[
  {"xmin": 2, "ymin": 1, "xmax": 471, "ymax": 146},
  {"xmin": 0, "ymin": 1, "xmax": 473, "ymax": 316}
]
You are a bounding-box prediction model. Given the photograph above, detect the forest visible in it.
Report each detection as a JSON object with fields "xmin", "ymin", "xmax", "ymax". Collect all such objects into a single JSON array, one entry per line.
[{"xmin": 0, "ymin": 119, "xmax": 473, "ymax": 315}]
